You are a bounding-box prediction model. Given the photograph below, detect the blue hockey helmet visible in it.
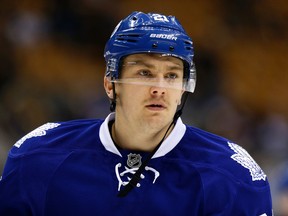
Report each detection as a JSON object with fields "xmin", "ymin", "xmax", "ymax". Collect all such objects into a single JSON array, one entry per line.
[{"xmin": 104, "ymin": 11, "xmax": 196, "ymax": 93}]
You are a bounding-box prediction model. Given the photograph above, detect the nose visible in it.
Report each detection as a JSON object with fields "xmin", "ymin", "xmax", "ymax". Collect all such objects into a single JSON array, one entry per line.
[{"xmin": 150, "ymin": 84, "xmax": 166, "ymax": 96}]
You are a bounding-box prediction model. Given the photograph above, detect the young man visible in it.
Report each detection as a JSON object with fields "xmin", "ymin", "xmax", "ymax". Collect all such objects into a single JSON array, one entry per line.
[{"xmin": 0, "ymin": 11, "xmax": 273, "ymax": 215}]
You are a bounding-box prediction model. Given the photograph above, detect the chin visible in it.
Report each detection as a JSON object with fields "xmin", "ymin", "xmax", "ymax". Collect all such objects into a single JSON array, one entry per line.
[{"xmin": 144, "ymin": 115, "xmax": 172, "ymax": 129}]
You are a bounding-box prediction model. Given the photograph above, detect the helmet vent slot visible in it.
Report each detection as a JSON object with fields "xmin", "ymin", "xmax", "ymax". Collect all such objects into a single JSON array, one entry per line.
[
  {"xmin": 116, "ymin": 33, "xmax": 142, "ymax": 43},
  {"xmin": 116, "ymin": 38, "xmax": 137, "ymax": 43}
]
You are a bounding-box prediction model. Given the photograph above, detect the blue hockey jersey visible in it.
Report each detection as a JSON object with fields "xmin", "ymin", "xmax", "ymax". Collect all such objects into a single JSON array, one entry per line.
[{"xmin": 0, "ymin": 113, "xmax": 273, "ymax": 215}]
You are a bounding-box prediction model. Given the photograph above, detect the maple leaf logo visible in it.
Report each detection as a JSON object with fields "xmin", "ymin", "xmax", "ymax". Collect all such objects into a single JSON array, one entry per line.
[{"xmin": 228, "ymin": 142, "xmax": 266, "ymax": 181}]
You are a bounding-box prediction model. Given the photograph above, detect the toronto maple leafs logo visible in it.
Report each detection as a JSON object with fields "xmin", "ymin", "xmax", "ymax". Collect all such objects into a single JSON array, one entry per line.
[
  {"xmin": 228, "ymin": 142, "xmax": 266, "ymax": 181},
  {"xmin": 14, "ymin": 123, "xmax": 61, "ymax": 148}
]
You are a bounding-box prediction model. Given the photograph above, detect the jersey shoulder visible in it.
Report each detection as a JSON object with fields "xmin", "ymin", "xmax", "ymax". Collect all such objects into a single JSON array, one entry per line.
[
  {"xmin": 9, "ymin": 119, "xmax": 104, "ymax": 157},
  {"xmin": 179, "ymin": 125, "xmax": 268, "ymax": 187}
]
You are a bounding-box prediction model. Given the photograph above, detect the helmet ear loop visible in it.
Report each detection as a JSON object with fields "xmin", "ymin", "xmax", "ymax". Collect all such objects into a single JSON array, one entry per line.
[{"xmin": 110, "ymin": 82, "xmax": 117, "ymax": 112}]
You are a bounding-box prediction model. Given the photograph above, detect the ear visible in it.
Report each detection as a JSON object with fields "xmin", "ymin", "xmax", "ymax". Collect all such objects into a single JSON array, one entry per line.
[{"xmin": 104, "ymin": 76, "xmax": 114, "ymax": 99}]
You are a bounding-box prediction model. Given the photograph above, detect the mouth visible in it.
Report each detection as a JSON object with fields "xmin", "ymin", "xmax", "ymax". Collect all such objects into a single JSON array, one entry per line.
[
  {"xmin": 146, "ymin": 102, "xmax": 166, "ymax": 110},
  {"xmin": 148, "ymin": 104, "xmax": 163, "ymax": 107}
]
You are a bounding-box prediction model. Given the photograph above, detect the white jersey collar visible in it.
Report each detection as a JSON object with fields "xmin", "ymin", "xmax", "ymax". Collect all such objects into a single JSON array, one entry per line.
[{"xmin": 99, "ymin": 113, "xmax": 186, "ymax": 158}]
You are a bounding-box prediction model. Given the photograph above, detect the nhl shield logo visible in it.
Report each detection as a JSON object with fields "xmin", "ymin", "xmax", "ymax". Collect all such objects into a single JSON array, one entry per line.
[{"xmin": 127, "ymin": 153, "xmax": 142, "ymax": 168}]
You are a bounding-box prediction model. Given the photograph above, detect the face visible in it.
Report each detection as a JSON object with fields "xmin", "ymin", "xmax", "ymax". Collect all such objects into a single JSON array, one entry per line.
[{"xmin": 104, "ymin": 53, "xmax": 184, "ymax": 132}]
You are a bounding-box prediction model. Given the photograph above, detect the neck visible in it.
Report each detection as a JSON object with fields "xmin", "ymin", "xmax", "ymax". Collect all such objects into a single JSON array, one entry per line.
[{"xmin": 111, "ymin": 119, "xmax": 174, "ymax": 152}]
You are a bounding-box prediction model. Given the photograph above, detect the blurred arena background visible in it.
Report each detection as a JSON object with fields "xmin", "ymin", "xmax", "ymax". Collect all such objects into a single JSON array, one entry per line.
[{"xmin": 0, "ymin": 0, "xmax": 287, "ymax": 214}]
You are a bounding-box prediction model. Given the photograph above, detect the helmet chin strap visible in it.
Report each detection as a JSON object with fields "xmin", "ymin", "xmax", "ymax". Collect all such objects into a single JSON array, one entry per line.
[{"xmin": 117, "ymin": 92, "xmax": 189, "ymax": 197}]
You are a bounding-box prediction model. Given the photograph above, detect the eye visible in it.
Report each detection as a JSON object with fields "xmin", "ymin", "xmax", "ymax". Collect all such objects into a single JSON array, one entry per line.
[
  {"xmin": 139, "ymin": 70, "xmax": 152, "ymax": 77},
  {"xmin": 165, "ymin": 73, "xmax": 178, "ymax": 79}
]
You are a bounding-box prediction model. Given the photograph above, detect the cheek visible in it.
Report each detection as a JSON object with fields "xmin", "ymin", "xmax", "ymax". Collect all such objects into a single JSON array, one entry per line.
[
  {"xmin": 116, "ymin": 86, "xmax": 143, "ymax": 106},
  {"xmin": 175, "ymin": 99, "xmax": 181, "ymax": 105},
  {"xmin": 174, "ymin": 93, "xmax": 183, "ymax": 105}
]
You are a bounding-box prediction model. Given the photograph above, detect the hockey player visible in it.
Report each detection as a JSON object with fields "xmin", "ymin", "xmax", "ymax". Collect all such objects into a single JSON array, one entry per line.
[{"xmin": 0, "ymin": 11, "xmax": 273, "ymax": 215}]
